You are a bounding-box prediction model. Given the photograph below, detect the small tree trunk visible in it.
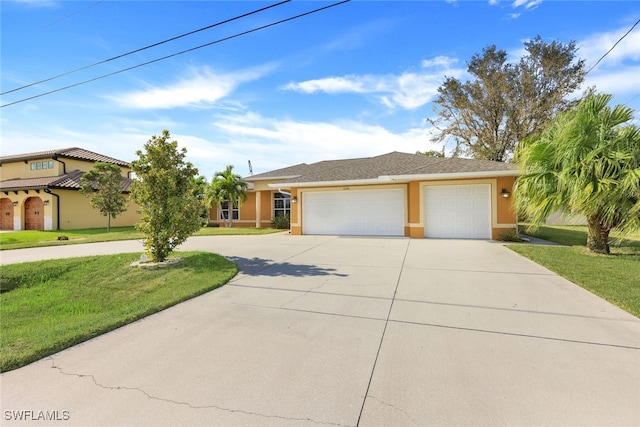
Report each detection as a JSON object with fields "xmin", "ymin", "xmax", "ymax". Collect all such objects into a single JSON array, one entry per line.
[
  {"xmin": 107, "ymin": 213, "xmax": 111, "ymax": 232},
  {"xmin": 586, "ymin": 216, "xmax": 610, "ymax": 254}
]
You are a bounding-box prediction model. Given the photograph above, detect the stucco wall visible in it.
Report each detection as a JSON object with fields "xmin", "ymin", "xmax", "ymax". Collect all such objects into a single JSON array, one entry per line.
[
  {"xmin": 3, "ymin": 190, "xmax": 140, "ymax": 231},
  {"xmin": 1, "ymin": 158, "xmax": 130, "ymax": 181}
]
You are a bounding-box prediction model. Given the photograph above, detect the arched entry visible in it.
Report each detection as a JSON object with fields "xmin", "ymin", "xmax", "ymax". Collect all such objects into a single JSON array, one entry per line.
[
  {"xmin": 25, "ymin": 197, "xmax": 44, "ymax": 230},
  {"xmin": 0, "ymin": 198, "xmax": 14, "ymax": 230}
]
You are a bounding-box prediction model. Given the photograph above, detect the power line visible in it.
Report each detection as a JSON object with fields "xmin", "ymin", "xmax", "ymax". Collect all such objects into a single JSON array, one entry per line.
[
  {"xmin": 585, "ymin": 18, "xmax": 640, "ymax": 75},
  {"xmin": 1, "ymin": 0, "xmax": 350, "ymax": 109},
  {"xmin": 1, "ymin": 0, "xmax": 290, "ymax": 96}
]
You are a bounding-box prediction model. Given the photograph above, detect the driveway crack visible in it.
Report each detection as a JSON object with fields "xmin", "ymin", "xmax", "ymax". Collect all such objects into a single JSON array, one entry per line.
[
  {"xmin": 50, "ymin": 357, "xmax": 352, "ymax": 427},
  {"xmin": 367, "ymin": 395, "xmax": 418, "ymax": 426}
]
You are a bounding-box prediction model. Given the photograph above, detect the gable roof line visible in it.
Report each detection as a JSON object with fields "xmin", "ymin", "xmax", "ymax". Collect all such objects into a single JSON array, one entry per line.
[{"xmin": 0, "ymin": 147, "xmax": 130, "ymax": 167}]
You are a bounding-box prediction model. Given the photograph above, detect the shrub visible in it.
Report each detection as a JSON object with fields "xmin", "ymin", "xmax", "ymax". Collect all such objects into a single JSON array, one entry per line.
[
  {"xmin": 271, "ymin": 214, "xmax": 290, "ymax": 230},
  {"xmin": 497, "ymin": 229, "xmax": 525, "ymax": 242}
]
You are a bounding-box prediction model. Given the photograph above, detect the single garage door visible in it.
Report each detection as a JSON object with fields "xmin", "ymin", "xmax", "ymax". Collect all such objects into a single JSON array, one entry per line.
[
  {"xmin": 303, "ymin": 189, "xmax": 404, "ymax": 236},
  {"xmin": 424, "ymin": 184, "xmax": 491, "ymax": 239}
]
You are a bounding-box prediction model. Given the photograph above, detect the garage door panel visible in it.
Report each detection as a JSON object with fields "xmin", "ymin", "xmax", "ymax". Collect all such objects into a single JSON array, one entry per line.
[
  {"xmin": 303, "ymin": 189, "xmax": 404, "ymax": 236},
  {"xmin": 424, "ymin": 185, "xmax": 490, "ymax": 239}
]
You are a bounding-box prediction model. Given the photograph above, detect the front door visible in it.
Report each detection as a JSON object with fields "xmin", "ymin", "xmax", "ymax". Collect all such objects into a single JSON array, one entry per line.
[
  {"xmin": 0, "ymin": 198, "xmax": 14, "ymax": 230},
  {"xmin": 24, "ymin": 197, "xmax": 44, "ymax": 230}
]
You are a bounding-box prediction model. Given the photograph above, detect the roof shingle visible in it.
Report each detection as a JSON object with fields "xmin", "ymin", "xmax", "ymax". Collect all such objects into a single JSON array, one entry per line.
[
  {"xmin": 0, "ymin": 148, "xmax": 130, "ymax": 167},
  {"xmin": 259, "ymin": 152, "xmax": 518, "ymax": 185},
  {"xmin": 0, "ymin": 170, "xmax": 133, "ymax": 192}
]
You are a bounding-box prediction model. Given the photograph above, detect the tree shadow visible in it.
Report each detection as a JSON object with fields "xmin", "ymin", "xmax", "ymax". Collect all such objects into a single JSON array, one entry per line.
[{"xmin": 226, "ymin": 256, "xmax": 348, "ymax": 278}]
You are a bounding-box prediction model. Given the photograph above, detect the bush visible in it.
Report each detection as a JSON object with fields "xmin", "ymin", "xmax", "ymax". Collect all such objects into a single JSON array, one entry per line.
[
  {"xmin": 271, "ymin": 214, "xmax": 290, "ymax": 230},
  {"xmin": 497, "ymin": 229, "xmax": 525, "ymax": 242}
]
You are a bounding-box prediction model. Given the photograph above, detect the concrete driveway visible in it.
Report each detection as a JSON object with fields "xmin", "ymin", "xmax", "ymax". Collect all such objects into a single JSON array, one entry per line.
[{"xmin": 1, "ymin": 234, "xmax": 639, "ymax": 426}]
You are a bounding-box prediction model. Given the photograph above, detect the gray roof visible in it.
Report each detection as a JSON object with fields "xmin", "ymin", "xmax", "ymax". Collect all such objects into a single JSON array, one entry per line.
[
  {"xmin": 0, "ymin": 170, "xmax": 133, "ymax": 192},
  {"xmin": 0, "ymin": 147, "xmax": 130, "ymax": 167},
  {"xmin": 252, "ymin": 152, "xmax": 518, "ymax": 185},
  {"xmin": 246, "ymin": 158, "xmax": 364, "ymax": 181}
]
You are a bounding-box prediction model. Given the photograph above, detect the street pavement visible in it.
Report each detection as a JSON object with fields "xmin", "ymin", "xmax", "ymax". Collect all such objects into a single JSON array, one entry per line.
[{"xmin": 1, "ymin": 234, "xmax": 639, "ymax": 426}]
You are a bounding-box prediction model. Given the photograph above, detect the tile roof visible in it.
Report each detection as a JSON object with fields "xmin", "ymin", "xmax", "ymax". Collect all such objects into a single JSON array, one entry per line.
[
  {"xmin": 0, "ymin": 147, "xmax": 130, "ymax": 167},
  {"xmin": 259, "ymin": 152, "xmax": 518, "ymax": 185},
  {"xmin": 0, "ymin": 170, "xmax": 133, "ymax": 192}
]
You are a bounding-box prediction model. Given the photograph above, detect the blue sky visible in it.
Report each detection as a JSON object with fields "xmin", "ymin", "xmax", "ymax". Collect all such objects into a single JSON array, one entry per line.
[{"xmin": 2, "ymin": 0, "xmax": 639, "ymax": 179}]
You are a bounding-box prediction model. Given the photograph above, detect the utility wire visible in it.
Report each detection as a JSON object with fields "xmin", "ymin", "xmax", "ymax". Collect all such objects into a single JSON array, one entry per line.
[
  {"xmin": 1, "ymin": 0, "xmax": 290, "ymax": 96},
  {"xmin": 585, "ymin": 18, "xmax": 640, "ymax": 75},
  {"xmin": 1, "ymin": 0, "xmax": 350, "ymax": 109}
]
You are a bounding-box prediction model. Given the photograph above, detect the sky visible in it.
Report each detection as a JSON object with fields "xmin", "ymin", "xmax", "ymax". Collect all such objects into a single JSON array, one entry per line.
[{"xmin": 1, "ymin": 0, "xmax": 639, "ymax": 179}]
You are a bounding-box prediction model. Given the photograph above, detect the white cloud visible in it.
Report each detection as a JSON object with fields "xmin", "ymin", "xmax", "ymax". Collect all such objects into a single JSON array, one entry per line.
[
  {"xmin": 109, "ymin": 65, "xmax": 273, "ymax": 110},
  {"xmin": 283, "ymin": 59, "xmax": 465, "ymax": 110},
  {"xmin": 579, "ymin": 25, "xmax": 640, "ymax": 68},
  {"xmin": 209, "ymin": 112, "xmax": 441, "ymax": 175},
  {"xmin": 584, "ymin": 66, "xmax": 640, "ymax": 95},
  {"xmin": 421, "ymin": 56, "xmax": 458, "ymax": 68},
  {"xmin": 513, "ymin": 0, "xmax": 542, "ymax": 9}
]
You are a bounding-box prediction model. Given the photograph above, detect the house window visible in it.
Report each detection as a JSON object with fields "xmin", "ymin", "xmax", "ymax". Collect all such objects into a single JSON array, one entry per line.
[
  {"xmin": 274, "ymin": 192, "xmax": 290, "ymax": 217},
  {"xmin": 219, "ymin": 200, "xmax": 239, "ymax": 220},
  {"xmin": 30, "ymin": 161, "xmax": 54, "ymax": 171}
]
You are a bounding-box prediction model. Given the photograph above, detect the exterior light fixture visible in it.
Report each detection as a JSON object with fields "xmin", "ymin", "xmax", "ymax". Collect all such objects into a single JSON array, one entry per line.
[
  {"xmin": 12, "ymin": 201, "xmax": 19, "ymax": 207},
  {"xmin": 501, "ymin": 189, "xmax": 511, "ymax": 198},
  {"xmin": 43, "ymin": 200, "xmax": 50, "ymax": 206},
  {"xmin": 291, "ymin": 196, "xmax": 298, "ymax": 203}
]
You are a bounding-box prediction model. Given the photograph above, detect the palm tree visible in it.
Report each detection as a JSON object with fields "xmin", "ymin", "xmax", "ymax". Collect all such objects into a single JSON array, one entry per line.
[
  {"xmin": 515, "ymin": 93, "xmax": 640, "ymax": 254},
  {"xmin": 207, "ymin": 165, "xmax": 248, "ymax": 228}
]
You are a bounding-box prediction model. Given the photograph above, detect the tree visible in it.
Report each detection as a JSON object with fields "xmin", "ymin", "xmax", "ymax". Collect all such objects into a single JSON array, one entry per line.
[
  {"xmin": 79, "ymin": 162, "xmax": 128, "ymax": 232},
  {"xmin": 514, "ymin": 94, "xmax": 640, "ymax": 254},
  {"xmin": 130, "ymin": 130, "xmax": 203, "ymax": 262},
  {"xmin": 428, "ymin": 36, "xmax": 585, "ymax": 162},
  {"xmin": 207, "ymin": 165, "xmax": 248, "ymax": 228},
  {"xmin": 416, "ymin": 149, "xmax": 445, "ymax": 158},
  {"xmin": 191, "ymin": 175, "xmax": 210, "ymax": 225}
]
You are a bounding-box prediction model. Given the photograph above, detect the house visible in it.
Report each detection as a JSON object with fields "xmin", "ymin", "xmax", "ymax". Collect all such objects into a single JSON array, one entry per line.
[
  {"xmin": 0, "ymin": 148, "xmax": 139, "ymax": 231},
  {"xmin": 210, "ymin": 151, "xmax": 520, "ymax": 239}
]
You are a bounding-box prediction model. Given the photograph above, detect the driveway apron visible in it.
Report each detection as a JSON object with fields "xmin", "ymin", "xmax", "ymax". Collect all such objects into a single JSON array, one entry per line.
[{"xmin": 1, "ymin": 235, "xmax": 639, "ymax": 426}]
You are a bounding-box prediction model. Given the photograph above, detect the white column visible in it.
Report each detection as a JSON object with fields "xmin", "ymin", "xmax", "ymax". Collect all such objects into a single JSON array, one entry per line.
[
  {"xmin": 255, "ymin": 191, "xmax": 261, "ymax": 228},
  {"xmin": 13, "ymin": 217, "xmax": 22, "ymax": 231}
]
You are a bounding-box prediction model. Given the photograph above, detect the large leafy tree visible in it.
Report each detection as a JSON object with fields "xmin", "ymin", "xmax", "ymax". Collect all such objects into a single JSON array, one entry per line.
[
  {"xmin": 207, "ymin": 165, "xmax": 248, "ymax": 228},
  {"xmin": 428, "ymin": 36, "xmax": 585, "ymax": 161},
  {"xmin": 515, "ymin": 94, "xmax": 640, "ymax": 254},
  {"xmin": 130, "ymin": 130, "xmax": 203, "ymax": 262},
  {"xmin": 79, "ymin": 162, "xmax": 128, "ymax": 232}
]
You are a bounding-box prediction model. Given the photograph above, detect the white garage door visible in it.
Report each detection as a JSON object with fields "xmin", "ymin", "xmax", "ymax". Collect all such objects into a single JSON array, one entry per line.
[
  {"xmin": 424, "ymin": 184, "xmax": 491, "ymax": 239},
  {"xmin": 303, "ymin": 189, "xmax": 404, "ymax": 236}
]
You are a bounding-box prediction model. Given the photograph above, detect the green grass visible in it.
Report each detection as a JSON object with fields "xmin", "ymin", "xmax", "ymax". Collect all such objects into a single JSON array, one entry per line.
[
  {"xmin": 0, "ymin": 226, "xmax": 282, "ymax": 250},
  {"xmin": 509, "ymin": 225, "xmax": 640, "ymax": 318},
  {"xmin": 0, "ymin": 252, "xmax": 237, "ymax": 372}
]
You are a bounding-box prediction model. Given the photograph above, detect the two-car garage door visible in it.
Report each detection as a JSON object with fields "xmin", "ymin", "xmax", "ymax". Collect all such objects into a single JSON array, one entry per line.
[
  {"xmin": 303, "ymin": 189, "xmax": 404, "ymax": 236},
  {"xmin": 301, "ymin": 185, "xmax": 491, "ymax": 239},
  {"xmin": 424, "ymin": 184, "xmax": 491, "ymax": 239}
]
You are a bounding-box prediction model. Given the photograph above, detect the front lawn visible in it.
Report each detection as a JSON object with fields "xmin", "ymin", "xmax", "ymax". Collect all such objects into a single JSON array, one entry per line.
[
  {"xmin": 509, "ymin": 225, "xmax": 640, "ymax": 318},
  {"xmin": 0, "ymin": 226, "xmax": 282, "ymax": 250},
  {"xmin": 0, "ymin": 252, "xmax": 237, "ymax": 372}
]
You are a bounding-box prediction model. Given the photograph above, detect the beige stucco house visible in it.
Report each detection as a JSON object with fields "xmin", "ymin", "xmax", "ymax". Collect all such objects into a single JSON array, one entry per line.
[
  {"xmin": 0, "ymin": 148, "xmax": 139, "ymax": 231},
  {"xmin": 210, "ymin": 151, "xmax": 520, "ymax": 239}
]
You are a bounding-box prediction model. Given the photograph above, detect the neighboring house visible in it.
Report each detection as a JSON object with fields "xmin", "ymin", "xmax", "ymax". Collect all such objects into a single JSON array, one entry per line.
[
  {"xmin": 210, "ymin": 151, "xmax": 520, "ymax": 239},
  {"xmin": 0, "ymin": 148, "xmax": 139, "ymax": 231}
]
